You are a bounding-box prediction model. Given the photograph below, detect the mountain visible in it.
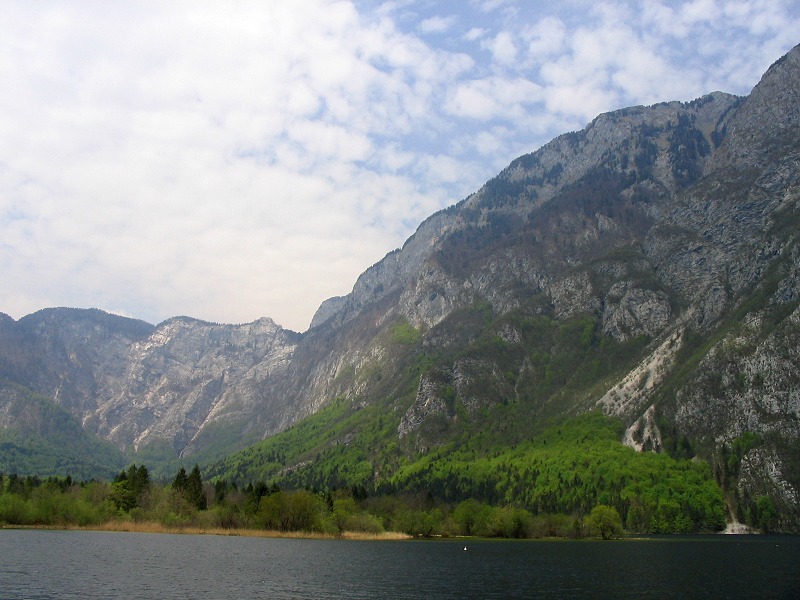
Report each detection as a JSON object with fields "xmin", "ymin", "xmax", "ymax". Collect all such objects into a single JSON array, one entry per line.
[
  {"xmin": 2, "ymin": 45, "xmax": 799, "ymax": 528},
  {"xmin": 0, "ymin": 309, "xmax": 300, "ymax": 470},
  {"xmin": 0, "ymin": 379, "xmax": 124, "ymax": 479}
]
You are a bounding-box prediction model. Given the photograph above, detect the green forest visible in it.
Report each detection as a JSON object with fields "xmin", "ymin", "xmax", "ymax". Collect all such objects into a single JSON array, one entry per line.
[
  {"xmin": 0, "ymin": 465, "xmax": 627, "ymax": 540},
  {"xmin": 214, "ymin": 413, "xmax": 729, "ymax": 534},
  {"xmin": 1, "ymin": 414, "xmax": 737, "ymax": 539}
]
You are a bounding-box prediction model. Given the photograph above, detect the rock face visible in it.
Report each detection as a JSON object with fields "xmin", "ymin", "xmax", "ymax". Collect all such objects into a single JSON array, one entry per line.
[
  {"xmin": 0, "ymin": 310, "xmax": 300, "ymax": 460},
  {"xmin": 309, "ymin": 296, "xmax": 347, "ymax": 329},
  {"xmin": 2, "ymin": 45, "xmax": 799, "ymax": 526},
  {"xmin": 602, "ymin": 282, "xmax": 671, "ymax": 341}
]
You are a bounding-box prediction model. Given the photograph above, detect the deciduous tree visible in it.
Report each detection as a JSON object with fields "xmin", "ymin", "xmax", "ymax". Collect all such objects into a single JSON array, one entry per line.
[{"xmin": 586, "ymin": 504, "xmax": 623, "ymax": 539}]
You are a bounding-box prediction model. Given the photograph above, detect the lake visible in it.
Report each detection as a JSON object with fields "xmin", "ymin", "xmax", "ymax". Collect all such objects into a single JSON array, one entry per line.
[{"xmin": 1, "ymin": 530, "xmax": 798, "ymax": 599}]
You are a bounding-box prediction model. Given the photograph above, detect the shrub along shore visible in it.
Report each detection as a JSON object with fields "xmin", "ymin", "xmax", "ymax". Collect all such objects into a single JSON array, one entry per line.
[{"xmin": 1, "ymin": 466, "xmax": 628, "ymax": 540}]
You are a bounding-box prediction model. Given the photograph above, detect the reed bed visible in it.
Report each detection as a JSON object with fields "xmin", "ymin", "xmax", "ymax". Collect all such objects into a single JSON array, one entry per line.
[{"xmin": 56, "ymin": 520, "xmax": 411, "ymax": 540}]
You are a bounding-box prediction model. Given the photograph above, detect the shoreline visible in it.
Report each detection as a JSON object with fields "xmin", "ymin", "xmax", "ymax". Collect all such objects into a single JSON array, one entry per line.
[
  {"xmin": 1, "ymin": 521, "xmax": 412, "ymax": 540},
  {"xmin": 4, "ymin": 523, "xmax": 760, "ymax": 541}
]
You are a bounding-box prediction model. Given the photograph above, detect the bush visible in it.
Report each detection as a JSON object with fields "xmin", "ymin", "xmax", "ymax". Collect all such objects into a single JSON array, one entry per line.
[
  {"xmin": 0, "ymin": 493, "xmax": 33, "ymax": 524},
  {"xmin": 341, "ymin": 512, "xmax": 384, "ymax": 534},
  {"xmin": 586, "ymin": 505, "xmax": 623, "ymax": 539},
  {"xmin": 257, "ymin": 490, "xmax": 326, "ymax": 532},
  {"xmin": 528, "ymin": 513, "xmax": 578, "ymax": 538}
]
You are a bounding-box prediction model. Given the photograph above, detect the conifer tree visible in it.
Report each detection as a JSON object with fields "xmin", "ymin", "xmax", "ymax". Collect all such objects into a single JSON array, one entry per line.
[
  {"xmin": 172, "ymin": 467, "xmax": 189, "ymax": 493},
  {"xmin": 187, "ymin": 464, "xmax": 207, "ymax": 510},
  {"xmin": 134, "ymin": 464, "xmax": 150, "ymax": 497}
]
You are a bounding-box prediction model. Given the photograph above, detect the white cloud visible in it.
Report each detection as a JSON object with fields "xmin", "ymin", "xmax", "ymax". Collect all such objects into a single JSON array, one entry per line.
[
  {"xmin": 288, "ymin": 121, "xmax": 374, "ymax": 163},
  {"xmin": 446, "ymin": 77, "xmax": 542, "ymax": 120},
  {"xmin": 472, "ymin": 128, "xmax": 508, "ymax": 156},
  {"xmin": 681, "ymin": 0, "xmax": 719, "ymax": 23},
  {"xmin": 464, "ymin": 27, "xmax": 487, "ymax": 41},
  {"xmin": 482, "ymin": 31, "xmax": 518, "ymax": 65},
  {"xmin": 473, "ymin": 0, "xmax": 517, "ymax": 15},
  {"xmin": 522, "ymin": 16, "xmax": 568, "ymax": 59},
  {"xmin": 419, "ymin": 15, "xmax": 456, "ymax": 34}
]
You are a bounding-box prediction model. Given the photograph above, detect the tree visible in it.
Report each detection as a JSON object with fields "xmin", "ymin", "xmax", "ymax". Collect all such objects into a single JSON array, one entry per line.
[
  {"xmin": 586, "ymin": 504, "xmax": 623, "ymax": 539},
  {"xmin": 187, "ymin": 465, "xmax": 207, "ymax": 510},
  {"xmin": 7, "ymin": 474, "xmax": 26, "ymax": 496},
  {"xmin": 172, "ymin": 467, "xmax": 189, "ymax": 493},
  {"xmin": 132, "ymin": 464, "xmax": 150, "ymax": 498},
  {"xmin": 111, "ymin": 471, "xmax": 135, "ymax": 511},
  {"xmin": 171, "ymin": 465, "xmax": 206, "ymax": 510},
  {"xmin": 755, "ymin": 496, "xmax": 777, "ymax": 532},
  {"xmin": 112, "ymin": 464, "xmax": 151, "ymax": 511}
]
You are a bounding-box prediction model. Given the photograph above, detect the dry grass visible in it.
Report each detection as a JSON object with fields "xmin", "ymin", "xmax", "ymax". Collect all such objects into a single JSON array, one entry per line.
[
  {"xmin": 339, "ymin": 530, "xmax": 412, "ymax": 540},
  {"xmin": 57, "ymin": 520, "xmax": 411, "ymax": 540}
]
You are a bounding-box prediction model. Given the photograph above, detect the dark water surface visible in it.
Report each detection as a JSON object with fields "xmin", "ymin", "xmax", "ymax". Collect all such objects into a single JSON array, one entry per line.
[{"xmin": 1, "ymin": 530, "xmax": 798, "ymax": 599}]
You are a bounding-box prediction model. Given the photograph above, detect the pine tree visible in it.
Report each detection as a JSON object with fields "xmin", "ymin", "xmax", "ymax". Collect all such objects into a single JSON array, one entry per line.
[
  {"xmin": 187, "ymin": 464, "xmax": 207, "ymax": 510},
  {"xmin": 172, "ymin": 467, "xmax": 189, "ymax": 493},
  {"xmin": 134, "ymin": 464, "xmax": 150, "ymax": 497}
]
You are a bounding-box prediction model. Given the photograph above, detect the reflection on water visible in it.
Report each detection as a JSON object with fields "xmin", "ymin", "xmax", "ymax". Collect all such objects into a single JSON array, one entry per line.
[{"xmin": 1, "ymin": 530, "xmax": 798, "ymax": 599}]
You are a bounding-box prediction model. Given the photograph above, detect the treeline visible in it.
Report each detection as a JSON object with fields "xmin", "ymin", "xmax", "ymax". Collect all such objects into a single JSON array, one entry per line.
[
  {"xmin": 0, "ymin": 466, "xmax": 624, "ymax": 539},
  {"xmin": 0, "ymin": 472, "xmax": 118, "ymax": 526},
  {"xmin": 0, "ymin": 415, "xmax": 731, "ymax": 537}
]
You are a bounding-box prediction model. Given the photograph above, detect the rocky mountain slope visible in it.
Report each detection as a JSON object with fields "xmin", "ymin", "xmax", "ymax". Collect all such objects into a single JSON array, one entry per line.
[
  {"xmin": 2, "ymin": 45, "xmax": 799, "ymax": 528},
  {"xmin": 0, "ymin": 310, "xmax": 299, "ymax": 464}
]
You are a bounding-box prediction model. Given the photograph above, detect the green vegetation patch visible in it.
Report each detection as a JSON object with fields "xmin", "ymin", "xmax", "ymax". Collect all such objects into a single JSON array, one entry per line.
[
  {"xmin": 390, "ymin": 320, "xmax": 421, "ymax": 345},
  {"xmin": 211, "ymin": 409, "xmax": 725, "ymax": 535},
  {"xmin": 382, "ymin": 413, "xmax": 725, "ymax": 534},
  {"xmin": 0, "ymin": 382, "xmax": 125, "ymax": 480}
]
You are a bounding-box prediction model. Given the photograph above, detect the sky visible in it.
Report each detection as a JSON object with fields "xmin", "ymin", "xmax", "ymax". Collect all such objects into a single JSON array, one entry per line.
[{"xmin": 1, "ymin": 1, "xmax": 799, "ymax": 332}]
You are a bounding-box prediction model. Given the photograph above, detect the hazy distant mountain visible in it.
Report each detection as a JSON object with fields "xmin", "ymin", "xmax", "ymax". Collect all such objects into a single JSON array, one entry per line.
[{"xmin": 2, "ymin": 44, "xmax": 798, "ymax": 528}]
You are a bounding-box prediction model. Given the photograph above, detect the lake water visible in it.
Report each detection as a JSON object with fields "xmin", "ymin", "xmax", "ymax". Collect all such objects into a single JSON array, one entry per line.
[{"xmin": 1, "ymin": 530, "xmax": 798, "ymax": 599}]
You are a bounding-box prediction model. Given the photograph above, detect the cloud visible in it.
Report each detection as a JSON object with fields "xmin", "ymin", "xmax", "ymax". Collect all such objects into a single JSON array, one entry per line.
[
  {"xmin": 482, "ymin": 31, "xmax": 518, "ymax": 65},
  {"xmin": 464, "ymin": 27, "xmax": 487, "ymax": 41},
  {"xmin": 419, "ymin": 15, "xmax": 456, "ymax": 34},
  {"xmin": 522, "ymin": 16, "xmax": 568, "ymax": 58},
  {"xmin": 1, "ymin": 1, "xmax": 456, "ymax": 329},
  {"xmin": 472, "ymin": 127, "xmax": 509, "ymax": 157},
  {"xmin": 681, "ymin": 0, "xmax": 719, "ymax": 24},
  {"xmin": 472, "ymin": 0, "xmax": 517, "ymax": 15},
  {"xmin": 446, "ymin": 77, "xmax": 542, "ymax": 120}
]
